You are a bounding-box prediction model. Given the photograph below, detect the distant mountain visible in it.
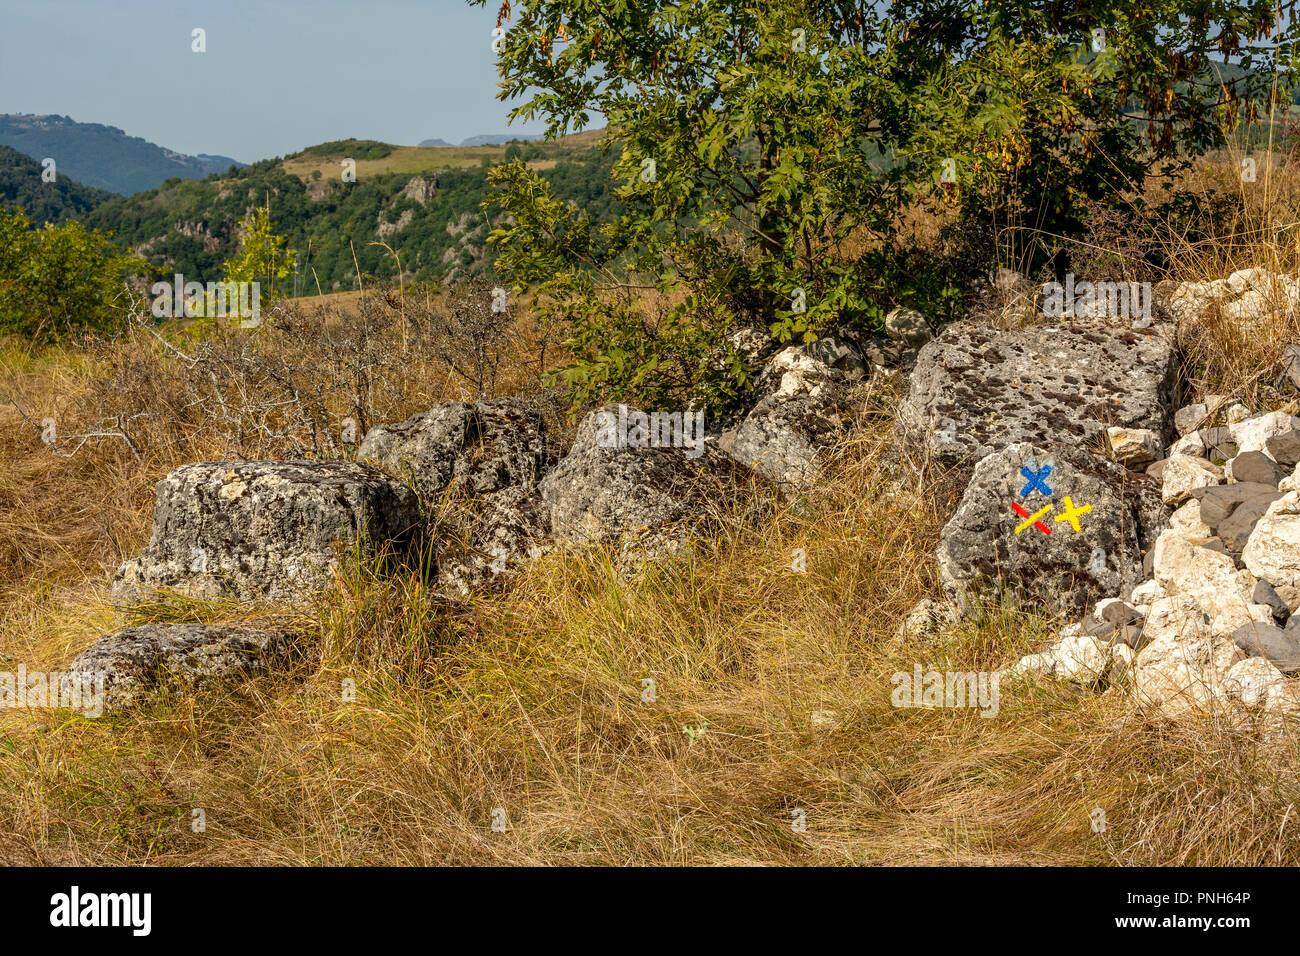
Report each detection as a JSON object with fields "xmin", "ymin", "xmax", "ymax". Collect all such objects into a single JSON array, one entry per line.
[
  {"xmin": 0, "ymin": 114, "xmax": 245, "ymax": 196},
  {"xmin": 0, "ymin": 145, "xmax": 115, "ymax": 223},
  {"xmin": 459, "ymin": 133, "xmax": 545, "ymax": 147},
  {"xmin": 418, "ymin": 138, "xmax": 453, "ymax": 147}
]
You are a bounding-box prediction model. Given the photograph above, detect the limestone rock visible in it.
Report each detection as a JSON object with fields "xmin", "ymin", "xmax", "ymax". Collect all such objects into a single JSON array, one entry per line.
[
  {"xmin": 898, "ymin": 321, "xmax": 1177, "ymax": 468},
  {"xmin": 541, "ymin": 404, "xmax": 749, "ymax": 554},
  {"xmin": 1161, "ymin": 454, "xmax": 1222, "ymax": 506},
  {"xmin": 62, "ymin": 623, "xmax": 296, "ymax": 712},
  {"xmin": 111, "ymin": 461, "xmax": 421, "ymax": 605},
  {"xmin": 1107, "ymin": 427, "xmax": 1161, "ymax": 466},
  {"xmin": 936, "ymin": 441, "xmax": 1152, "ymax": 613},
  {"xmin": 731, "ymin": 394, "xmax": 843, "ymax": 490},
  {"xmin": 1242, "ymin": 492, "xmax": 1300, "ymax": 589}
]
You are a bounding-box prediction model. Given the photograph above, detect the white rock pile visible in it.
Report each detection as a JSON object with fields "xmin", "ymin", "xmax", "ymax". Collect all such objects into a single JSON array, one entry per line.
[{"xmin": 1017, "ymin": 401, "xmax": 1300, "ymax": 720}]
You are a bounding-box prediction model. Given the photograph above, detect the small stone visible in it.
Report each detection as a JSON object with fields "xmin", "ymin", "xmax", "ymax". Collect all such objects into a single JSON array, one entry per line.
[
  {"xmin": 1233, "ymin": 622, "xmax": 1300, "ymax": 674},
  {"xmin": 1226, "ymin": 450, "xmax": 1284, "ymax": 486},
  {"xmin": 1174, "ymin": 403, "xmax": 1208, "ymax": 436},
  {"xmin": 1146, "ymin": 459, "xmax": 1167, "ymax": 481},
  {"xmin": 1192, "ymin": 481, "xmax": 1279, "ymax": 531},
  {"xmin": 884, "ymin": 307, "xmax": 932, "ymax": 347},
  {"xmin": 1106, "ymin": 427, "xmax": 1161, "ymax": 466},
  {"xmin": 810, "ymin": 709, "xmax": 839, "ymax": 730},
  {"xmin": 1161, "ymin": 454, "xmax": 1223, "ymax": 506},
  {"xmin": 1130, "ymin": 579, "xmax": 1164, "ymax": 606},
  {"xmin": 1252, "ymin": 579, "xmax": 1290, "ymax": 621},
  {"xmin": 1266, "ymin": 430, "xmax": 1300, "ymax": 468},
  {"xmin": 1219, "ymin": 492, "xmax": 1285, "ymax": 551},
  {"xmin": 1200, "ymin": 537, "xmax": 1229, "ymax": 555},
  {"xmin": 1226, "ymin": 403, "xmax": 1251, "ymax": 425}
]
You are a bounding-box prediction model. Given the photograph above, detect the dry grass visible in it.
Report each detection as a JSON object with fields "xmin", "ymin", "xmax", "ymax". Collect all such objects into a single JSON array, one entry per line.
[{"xmin": 4, "ymin": 156, "xmax": 1300, "ymax": 866}]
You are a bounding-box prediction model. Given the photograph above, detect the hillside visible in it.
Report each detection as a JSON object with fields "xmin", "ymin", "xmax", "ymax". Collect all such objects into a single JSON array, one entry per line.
[
  {"xmin": 87, "ymin": 130, "xmax": 620, "ymax": 289},
  {"xmin": 0, "ymin": 114, "xmax": 244, "ymax": 196},
  {"xmin": 0, "ymin": 145, "xmax": 116, "ymax": 223}
]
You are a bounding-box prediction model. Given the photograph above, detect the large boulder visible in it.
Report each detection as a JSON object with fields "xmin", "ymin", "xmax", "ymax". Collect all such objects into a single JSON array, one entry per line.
[
  {"xmin": 730, "ymin": 394, "xmax": 844, "ymax": 490},
  {"xmin": 541, "ymin": 404, "xmax": 750, "ymax": 555},
  {"xmin": 112, "ymin": 460, "xmax": 420, "ymax": 605},
  {"xmin": 898, "ymin": 321, "xmax": 1177, "ymax": 468},
  {"xmin": 359, "ymin": 398, "xmax": 552, "ymax": 593},
  {"xmin": 62, "ymin": 623, "xmax": 297, "ymax": 712},
  {"xmin": 358, "ymin": 397, "xmax": 547, "ymax": 501},
  {"xmin": 937, "ymin": 442, "xmax": 1159, "ymax": 613}
]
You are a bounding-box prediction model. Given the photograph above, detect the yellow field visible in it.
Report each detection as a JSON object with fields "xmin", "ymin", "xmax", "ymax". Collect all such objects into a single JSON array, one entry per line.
[{"xmin": 279, "ymin": 129, "xmax": 607, "ymax": 183}]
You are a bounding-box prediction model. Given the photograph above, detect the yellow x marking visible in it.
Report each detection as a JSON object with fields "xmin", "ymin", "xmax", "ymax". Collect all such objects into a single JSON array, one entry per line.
[
  {"xmin": 1014, "ymin": 504, "xmax": 1053, "ymax": 534},
  {"xmin": 1054, "ymin": 496, "xmax": 1092, "ymax": 532}
]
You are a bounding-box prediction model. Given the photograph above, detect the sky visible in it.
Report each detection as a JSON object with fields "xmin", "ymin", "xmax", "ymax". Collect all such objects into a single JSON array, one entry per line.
[{"xmin": 0, "ymin": 0, "xmax": 548, "ymax": 164}]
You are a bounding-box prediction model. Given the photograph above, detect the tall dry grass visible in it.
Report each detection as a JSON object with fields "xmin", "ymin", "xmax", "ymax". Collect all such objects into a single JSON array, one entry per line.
[{"xmin": 3, "ymin": 160, "xmax": 1300, "ymax": 865}]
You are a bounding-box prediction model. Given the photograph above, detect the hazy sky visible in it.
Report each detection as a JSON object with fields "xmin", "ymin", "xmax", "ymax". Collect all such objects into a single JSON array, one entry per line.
[{"xmin": 0, "ymin": 0, "xmax": 548, "ymax": 163}]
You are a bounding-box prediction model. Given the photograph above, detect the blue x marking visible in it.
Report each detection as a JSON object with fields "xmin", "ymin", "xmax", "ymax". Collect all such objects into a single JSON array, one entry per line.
[{"xmin": 1019, "ymin": 461, "xmax": 1053, "ymax": 498}]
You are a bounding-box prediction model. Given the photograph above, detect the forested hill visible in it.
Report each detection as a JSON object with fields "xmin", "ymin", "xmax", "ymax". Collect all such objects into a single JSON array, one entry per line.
[
  {"xmin": 86, "ymin": 131, "xmax": 620, "ymax": 289},
  {"xmin": 0, "ymin": 114, "xmax": 244, "ymax": 195},
  {"xmin": 0, "ymin": 145, "xmax": 116, "ymax": 224}
]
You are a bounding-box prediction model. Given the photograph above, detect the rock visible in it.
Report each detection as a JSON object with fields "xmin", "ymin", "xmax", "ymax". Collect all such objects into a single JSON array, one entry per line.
[
  {"xmin": 1229, "ymin": 411, "xmax": 1300, "ymax": 456},
  {"xmin": 1225, "ymin": 450, "xmax": 1284, "ymax": 486},
  {"xmin": 884, "ymin": 307, "xmax": 933, "ymax": 347},
  {"xmin": 541, "ymin": 404, "xmax": 749, "ymax": 554},
  {"xmin": 805, "ymin": 334, "xmax": 868, "ymax": 381},
  {"xmin": 1276, "ymin": 583, "xmax": 1300, "ymax": 613},
  {"xmin": 435, "ymin": 486, "xmax": 551, "ymax": 595},
  {"xmin": 1234, "ymin": 622, "xmax": 1300, "ymax": 674},
  {"xmin": 1152, "ymin": 530, "xmax": 1257, "ymax": 635},
  {"xmin": 1110, "ymin": 642, "xmax": 1137, "ymax": 681},
  {"xmin": 359, "ymin": 398, "xmax": 547, "ymax": 503},
  {"xmin": 1191, "ymin": 482, "xmax": 1280, "ymax": 531},
  {"xmin": 1051, "ymin": 635, "xmax": 1112, "ymax": 682},
  {"xmin": 1096, "ymin": 598, "xmax": 1145, "ymax": 625},
  {"xmin": 726, "ymin": 327, "xmax": 777, "ymax": 369},
  {"xmin": 1266, "ymin": 430, "xmax": 1300, "ymax": 468},
  {"xmin": 1277, "ymin": 344, "xmax": 1300, "ymax": 392},
  {"xmin": 1161, "ymin": 454, "xmax": 1222, "ymax": 506},
  {"xmin": 1223, "ymin": 656, "xmax": 1290, "ymax": 709},
  {"xmin": 1226, "ymin": 403, "xmax": 1251, "ymax": 425},
  {"xmin": 61, "ymin": 624, "xmax": 296, "ymax": 712},
  {"xmin": 1130, "ymin": 579, "xmax": 1164, "ymax": 606},
  {"xmin": 1218, "ymin": 492, "xmax": 1284, "ymax": 552},
  {"xmin": 754, "ymin": 339, "xmax": 863, "ymax": 402},
  {"xmin": 1252, "ymin": 579, "xmax": 1290, "ymax": 621},
  {"xmin": 900, "ymin": 598, "xmax": 958, "ymax": 638},
  {"xmin": 1133, "ymin": 595, "xmax": 1244, "ymax": 717},
  {"xmin": 1107, "ymin": 427, "xmax": 1161, "ymax": 466},
  {"xmin": 1146, "ymin": 459, "xmax": 1167, "ymax": 481},
  {"xmin": 936, "ymin": 442, "xmax": 1151, "ymax": 613},
  {"xmin": 730, "ymin": 394, "xmax": 843, "ymax": 490},
  {"xmin": 1168, "ymin": 431, "xmax": 1206, "ymax": 458},
  {"xmin": 898, "ymin": 321, "xmax": 1177, "ymax": 468},
  {"xmin": 1168, "ymin": 499, "xmax": 1213, "ymax": 540},
  {"xmin": 1242, "ymin": 492, "xmax": 1300, "ymax": 589},
  {"xmin": 111, "ymin": 461, "xmax": 421, "ymax": 605},
  {"xmin": 1174, "ymin": 403, "xmax": 1208, "ymax": 436}
]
